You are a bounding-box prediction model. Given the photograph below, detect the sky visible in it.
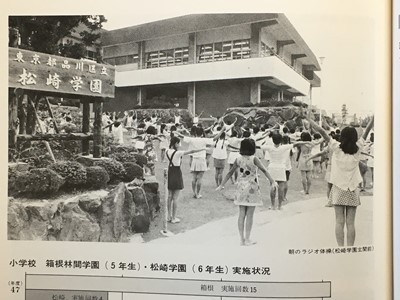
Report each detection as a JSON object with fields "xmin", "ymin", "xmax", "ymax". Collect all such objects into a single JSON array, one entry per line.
[{"xmin": 101, "ymin": 12, "xmax": 375, "ymax": 117}]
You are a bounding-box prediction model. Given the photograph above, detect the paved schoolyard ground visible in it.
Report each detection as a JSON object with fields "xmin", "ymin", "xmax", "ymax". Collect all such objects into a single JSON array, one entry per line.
[{"xmin": 141, "ymin": 141, "xmax": 373, "ymax": 245}]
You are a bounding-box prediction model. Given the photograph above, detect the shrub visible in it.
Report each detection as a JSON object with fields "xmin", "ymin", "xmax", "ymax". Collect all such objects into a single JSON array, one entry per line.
[
  {"xmin": 122, "ymin": 162, "xmax": 144, "ymax": 182},
  {"xmin": 49, "ymin": 161, "xmax": 87, "ymax": 188},
  {"xmin": 8, "ymin": 169, "xmax": 22, "ymax": 194},
  {"xmin": 15, "ymin": 168, "xmax": 65, "ymax": 196},
  {"xmin": 133, "ymin": 153, "xmax": 148, "ymax": 168},
  {"xmin": 94, "ymin": 159, "xmax": 125, "ymax": 183},
  {"xmin": 85, "ymin": 166, "xmax": 110, "ymax": 189},
  {"xmin": 109, "ymin": 151, "xmax": 137, "ymax": 163},
  {"xmin": 101, "ymin": 135, "xmax": 120, "ymax": 158}
]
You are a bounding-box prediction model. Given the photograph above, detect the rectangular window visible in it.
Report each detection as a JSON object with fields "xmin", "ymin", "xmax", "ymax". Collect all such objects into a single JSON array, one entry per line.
[
  {"xmin": 85, "ymin": 50, "xmax": 97, "ymax": 61},
  {"xmin": 144, "ymin": 47, "xmax": 189, "ymax": 68},
  {"xmin": 197, "ymin": 39, "xmax": 250, "ymax": 63}
]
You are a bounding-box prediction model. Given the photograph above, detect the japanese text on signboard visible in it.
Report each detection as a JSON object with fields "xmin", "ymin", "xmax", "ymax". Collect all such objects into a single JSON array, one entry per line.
[{"xmin": 9, "ymin": 47, "xmax": 115, "ymax": 98}]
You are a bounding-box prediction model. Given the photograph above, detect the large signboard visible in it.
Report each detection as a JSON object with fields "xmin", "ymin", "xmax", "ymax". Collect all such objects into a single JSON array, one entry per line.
[{"xmin": 8, "ymin": 47, "xmax": 115, "ymax": 98}]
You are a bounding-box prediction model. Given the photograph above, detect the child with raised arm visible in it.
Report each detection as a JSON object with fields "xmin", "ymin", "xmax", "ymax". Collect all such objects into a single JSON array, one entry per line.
[
  {"xmin": 308, "ymin": 116, "xmax": 374, "ymax": 246},
  {"xmin": 166, "ymin": 136, "xmax": 206, "ymax": 223},
  {"xmin": 263, "ymin": 133, "xmax": 312, "ymax": 210},
  {"xmin": 217, "ymin": 138, "xmax": 277, "ymax": 246}
]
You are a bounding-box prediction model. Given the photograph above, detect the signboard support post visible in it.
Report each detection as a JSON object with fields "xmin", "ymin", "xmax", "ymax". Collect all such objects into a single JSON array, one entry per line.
[
  {"xmin": 93, "ymin": 100, "xmax": 103, "ymax": 158},
  {"xmin": 82, "ymin": 98, "xmax": 91, "ymax": 155}
]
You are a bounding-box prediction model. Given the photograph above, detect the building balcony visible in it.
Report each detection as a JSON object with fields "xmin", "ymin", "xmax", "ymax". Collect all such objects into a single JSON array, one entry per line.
[{"xmin": 115, "ymin": 55, "xmax": 311, "ymax": 96}]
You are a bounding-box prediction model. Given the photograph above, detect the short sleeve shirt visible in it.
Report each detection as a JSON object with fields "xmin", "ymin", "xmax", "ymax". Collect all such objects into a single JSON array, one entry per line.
[
  {"xmin": 183, "ymin": 137, "xmax": 212, "ymax": 158},
  {"xmin": 166, "ymin": 149, "xmax": 185, "ymax": 166},
  {"xmin": 329, "ymin": 137, "xmax": 365, "ymax": 191}
]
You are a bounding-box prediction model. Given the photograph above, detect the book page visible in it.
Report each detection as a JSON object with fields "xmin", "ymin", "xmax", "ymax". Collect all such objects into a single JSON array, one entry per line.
[{"xmin": 1, "ymin": 0, "xmax": 391, "ymax": 299}]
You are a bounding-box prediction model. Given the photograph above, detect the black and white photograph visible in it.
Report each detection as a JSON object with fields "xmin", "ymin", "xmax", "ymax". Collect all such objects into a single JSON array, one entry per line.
[{"xmin": 7, "ymin": 13, "xmax": 375, "ymax": 249}]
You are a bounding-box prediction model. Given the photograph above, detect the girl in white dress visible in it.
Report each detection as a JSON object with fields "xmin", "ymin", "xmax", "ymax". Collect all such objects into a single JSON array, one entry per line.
[{"xmin": 217, "ymin": 139, "xmax": 277, "ymax": 246}]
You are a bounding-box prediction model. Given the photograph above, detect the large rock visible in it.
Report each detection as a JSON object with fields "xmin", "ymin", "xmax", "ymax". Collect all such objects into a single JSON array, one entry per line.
[
  {"xmin": 78, "ymin": 193, "xmax": 103, "ymax": 213},
  {"xmin": 8, "ymin": 199, "xmax": 53, "ymax": 240},
  {"xmin": 49, "ymin": 202, "xmax": 101, "ymax": 242},
  {"xmin": 7, "ymin": 178, "xmax": 160, "ymax": 241},
  {"xmin": 98, "ymin": 183, "xmax": 136, "ymax": 242},
  {"xmin": 8, "ymin": 199, "xmax": 29, "ymax": 240},
  {"xmin": 142, "ymin": 176, "xmax": 160, "ymax": 216},
  {"xmin": 128, "ymin": 186, "xmax": 151, "ymax": 233}
]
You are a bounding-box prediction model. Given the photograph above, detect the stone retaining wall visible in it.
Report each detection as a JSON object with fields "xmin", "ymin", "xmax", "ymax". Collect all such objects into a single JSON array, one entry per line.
[{"xmin": 8, "ymin": 177, "xmax": 160, "ymax": 242}]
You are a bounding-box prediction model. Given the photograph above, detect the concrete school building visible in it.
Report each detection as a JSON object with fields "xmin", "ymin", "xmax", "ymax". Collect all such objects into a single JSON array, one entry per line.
[{"xmin": 101, "ymin": 14, "xmax": 321, "ymax": 116}]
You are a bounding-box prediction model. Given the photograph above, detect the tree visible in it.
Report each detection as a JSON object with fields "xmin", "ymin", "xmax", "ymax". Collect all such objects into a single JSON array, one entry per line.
[
  {"xmin": 341, "ymin": 104, "xmax": 348, "ymax": 125},
  {"xmin": 9, "ymin": 15, "xmax": 107, "ymax": 62}
]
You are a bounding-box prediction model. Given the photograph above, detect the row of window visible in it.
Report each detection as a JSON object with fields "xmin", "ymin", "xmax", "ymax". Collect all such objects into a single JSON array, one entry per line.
[
  {"xmin": 198, "ymin": 39, "xmax": 250, "ymax": 62},
  {"xmin": 145, "ymin": 47, "xmax": 189, "ymax": 68},
  {"xmin": 103, "ymin": 39, "xmax": 280, "ymax": 67}
]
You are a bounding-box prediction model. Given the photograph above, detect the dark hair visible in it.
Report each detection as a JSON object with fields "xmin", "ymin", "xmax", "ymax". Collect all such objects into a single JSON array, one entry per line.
[
  {"xmin": 196, "ymin": 126, "xmax": 204, "ymax": 137},
  {"xmin": 253, "ymin": 127, "xmax": 260, "ymax": 134},
  {"xmin": 290, "ymin": 128, "xmax": 295, "ymax": 134},
  {"xmin": 145, "ymin": 117, "xmax": 151, "ymax": 122},
  {"xmin": 65, "ymin": 116, "xmax": 72, "ymax": 122},
  {"xmin": 216, "ymin": 132, "xmax": 226, "ymax": 149},
  {"xmin": 114, "ymin": 121, "xmax": 121, "ymax": 127},
  {"xmin": 313, "ymin": 133, "xmax": 322, "ymax": 139},
  {"xmin": 243, "ymin": 131, "xmax": 251, "ymax": 138},
  {"xmin": 216, "ymin": 126, "xmax": 222, "ymax": 131},
  {"xmin": 272, "ymin": 133, "xmax": 283, "ymax": 145},
  {"xmin": 335, "ymin": 129, "xmax": 341, "ymax": 134},
  {"xmin": 300, "ymin": 132, "xmax": 312, "ymax": 142},
  {"xmin": 160, "ymin": 124, "xmax": 166, "ymax": 134},
  {"xmin": 370, "ymin": 133, "xmax": 374, "ymax": 143},
  {"xmin": 146, "ymin": 125, "xmax": 157, "ymax": 135},
  {"xmin": 231, "ymin": 130, "xmax": 238, "ymax": 138},
  {"xmin": 282, "ymin": 135, "xmax": 290, "ymax": 145},
  {"xmin": 152, "ymin": 113, "xmax": 156, "ymax": 118},
  {"xmin": 138, "ymin": 123, "xmax": 146, "ymax": 129},
  {"xmin": 170, "ymin": 125, "xmax": 177, "ymax": 138},
  {"xmin": 330, "ymin": 131, "xmax": 336, "ymax": 137},
  {"xmin": 339, "ymin": 127, "xmax": 359, "ymax": 154},
  {"xmin": 169, "ymin": 136, "xmax": 180, "ymax": 150},
  {"xmin": 240, "ymin": 138, "xmax": 256, "ymax": 156},
  {"xmin": 283, "ymin": 127, "xmax": 289, "ymax": 134},
  {"xmin": 190, "ymin": 126, "xmax": 197, "ymax": 136}
]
